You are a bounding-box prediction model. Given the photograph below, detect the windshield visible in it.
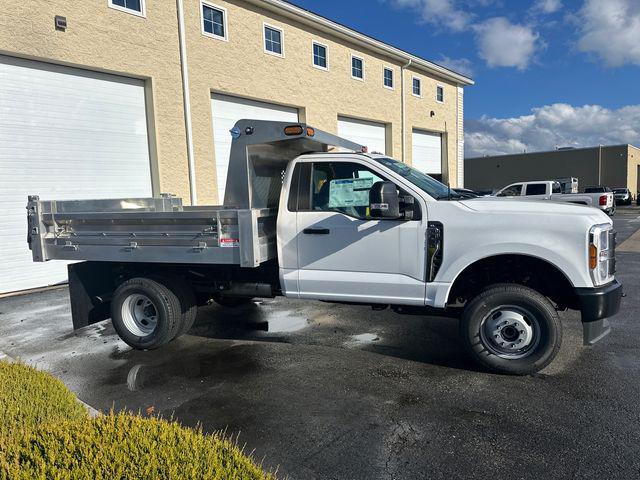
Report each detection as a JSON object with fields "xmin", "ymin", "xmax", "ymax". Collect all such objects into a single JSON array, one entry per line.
[
  {"xmin": 613, "ymin": 189, "xmax": 627, "ymax": 194},
  {"xmin": 372, "ymin": 157, "xmax": 459, "ymax": 200}
]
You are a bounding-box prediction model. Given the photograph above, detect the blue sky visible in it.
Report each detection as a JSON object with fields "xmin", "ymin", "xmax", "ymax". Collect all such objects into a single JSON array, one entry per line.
[{"xmin": 290, "ymin": 0, "xmax": 640, "ymax": 156}]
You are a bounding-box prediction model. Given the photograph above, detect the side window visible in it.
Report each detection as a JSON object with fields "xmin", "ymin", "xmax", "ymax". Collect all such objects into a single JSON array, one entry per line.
[
  {"xmin": 525, "ymin": 183, "xmax": 547, "ymax": 196},
  {"xmin": 311, "ymin": 162, "xmax": 385, "ymax": 219},
  {"xmin": 497, "ymin": 184, "xmax": 523, "ymax": 197},
  {"xmin": 552, "ymin": 182, "xmax": 562, "ymax": 194}
]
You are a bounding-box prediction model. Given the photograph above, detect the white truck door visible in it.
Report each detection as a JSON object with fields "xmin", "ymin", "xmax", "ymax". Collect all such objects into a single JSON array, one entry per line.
[{"xmin": 291, "ymin": 159, "xmax": 427, "ymax": 306}]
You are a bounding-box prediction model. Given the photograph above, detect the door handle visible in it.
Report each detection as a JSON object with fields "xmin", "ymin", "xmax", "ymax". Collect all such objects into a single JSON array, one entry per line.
[{"xmin": 303, "ymin": 228, "xmax": 330, "ymax": 235}]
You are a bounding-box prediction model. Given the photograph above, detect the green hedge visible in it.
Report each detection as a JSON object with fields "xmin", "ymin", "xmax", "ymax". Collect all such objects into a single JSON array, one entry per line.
[{"xmin": 0, "ymin": 361, "xmax": 274, "ymax": 480}]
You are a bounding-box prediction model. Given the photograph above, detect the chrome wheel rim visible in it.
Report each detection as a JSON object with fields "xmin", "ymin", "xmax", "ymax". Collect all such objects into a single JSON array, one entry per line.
[
  {"xmin": 121, "ymin": 294, "xmax": 158, "ymax": 337},
  {"xmin": 479, "ymin": 305, "xmax": 540, "ymax": 359}
]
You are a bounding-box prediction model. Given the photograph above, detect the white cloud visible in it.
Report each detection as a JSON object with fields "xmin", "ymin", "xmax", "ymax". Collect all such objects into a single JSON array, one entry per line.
[
  {"xmin": 465, "ymin": 103, "xmax": 640, "ymax": 157},
  {"xmin": 532, "ymin": 0, "xmax": 562, "ymax": 14},
  {"xmin": 473, "ymin": 17, "xmax": 539, "ymax": 70},
  {"xmin": 577, "ymin": 0, "xmax": 640, "ymax": 67},
  {"xmin": 437, "ymin": 56, "xmax": 475, "ymax": 76},
  {"xmin": 390, "ymin": 0, "xmax": 473, "ymax": 32}
]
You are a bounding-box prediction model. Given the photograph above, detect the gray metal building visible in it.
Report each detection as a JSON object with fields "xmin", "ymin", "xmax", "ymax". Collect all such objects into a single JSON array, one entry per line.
[{"xmin": 465, "ymin": 144, "xmax": 640, "ymax": 193}]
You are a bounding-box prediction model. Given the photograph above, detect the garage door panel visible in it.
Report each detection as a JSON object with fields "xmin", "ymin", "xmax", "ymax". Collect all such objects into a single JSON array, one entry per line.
[
  {"xmin": 337, "ymin": 116, "xmax": 386, "ymax": 155},
  {"xmin": 0, "ymin": 55, "xmax": 152, "ymax": 294},
  {"xmin": 412, "ymin": 129, "xmax": 442, "ymax": 175}
]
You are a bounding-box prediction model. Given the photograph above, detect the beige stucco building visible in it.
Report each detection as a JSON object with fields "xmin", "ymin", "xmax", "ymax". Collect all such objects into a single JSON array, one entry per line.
[{"xmin": 1, "ymin": 0, "xmax": 473, "ymax": 205}]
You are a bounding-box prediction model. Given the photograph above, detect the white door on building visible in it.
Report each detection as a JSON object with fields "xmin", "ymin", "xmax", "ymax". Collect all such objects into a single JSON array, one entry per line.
[
  {"xmin": 412, "ymin": 129, "xmax": 442, "ymax": 177},
  {"xmin": 337, "ymin": 116, "xmax": 386, "ymax": 155},
  {"xmin": 0, "ymin": 55, "xmax": 152, "ymax": 294},
  {"xmin": 211, "ymin": 94, "xmax": 299, "ymax": 202}
]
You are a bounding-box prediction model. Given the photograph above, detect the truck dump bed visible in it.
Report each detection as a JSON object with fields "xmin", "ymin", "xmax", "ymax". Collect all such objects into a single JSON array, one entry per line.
[
  {"xmin": 26, "ymin": 120, "xmax": 362, "ymax": 269},
  {"xmin": 27, "ymin": 196, "xmax": 276, "ymax": 268}
]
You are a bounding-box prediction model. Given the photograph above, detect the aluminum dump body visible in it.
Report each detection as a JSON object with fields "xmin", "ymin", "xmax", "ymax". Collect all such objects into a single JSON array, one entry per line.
[
  {"xmin": 27, "ymin": 196, "xmax": 276, "ymax": 268},
  {"xmin": 26, "ymin": 120, "xmax": 362, "ymax": 268}
]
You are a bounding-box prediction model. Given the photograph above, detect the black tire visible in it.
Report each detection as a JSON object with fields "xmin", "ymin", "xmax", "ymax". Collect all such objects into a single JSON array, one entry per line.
[
  {"xmin": 460, "ymin": 284, "xmax": 562, "ymax": 375},
  {"xmin": 111, "ymin": 277, "xmax": 182, "ymax": 350},
  {"xmin": 213, "ymin": 296, "xmax": 254, "ymax": 308},
  {"xmin": 161, "ymin": 276, "xmax": 197, "ymax": 338}
]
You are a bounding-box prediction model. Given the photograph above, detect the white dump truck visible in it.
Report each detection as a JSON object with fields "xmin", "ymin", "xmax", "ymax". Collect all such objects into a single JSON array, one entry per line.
[{"xmin": 27, "ymin": 121, "xmax": 622, "ymax": 375}]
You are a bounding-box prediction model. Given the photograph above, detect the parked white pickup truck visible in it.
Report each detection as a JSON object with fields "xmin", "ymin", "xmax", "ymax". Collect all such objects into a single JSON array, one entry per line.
[
  {"xmin": 494, "ymin": 180, "xmax": 616, "ymax": 215},
  {"xmin": 26, "ymin": 121, "xmax": 622, "ymax": 375}
]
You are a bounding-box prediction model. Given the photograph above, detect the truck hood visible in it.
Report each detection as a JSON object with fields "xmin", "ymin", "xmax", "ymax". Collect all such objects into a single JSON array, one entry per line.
[{"xmin": 459, "ymin": 197, "xmax": 610, "ymax": 223}]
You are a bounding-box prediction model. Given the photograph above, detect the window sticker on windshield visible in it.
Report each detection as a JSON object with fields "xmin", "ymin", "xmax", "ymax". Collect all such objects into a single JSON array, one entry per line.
[{"xmin": 328, "ymin": 177, "xmax": 373, "ymax": 208}]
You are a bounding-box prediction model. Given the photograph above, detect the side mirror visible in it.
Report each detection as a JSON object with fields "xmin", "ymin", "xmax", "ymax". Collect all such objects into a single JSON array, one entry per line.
[{"xmin": 369, "ymin": 181, "xmax": 400, "ymax": 219}]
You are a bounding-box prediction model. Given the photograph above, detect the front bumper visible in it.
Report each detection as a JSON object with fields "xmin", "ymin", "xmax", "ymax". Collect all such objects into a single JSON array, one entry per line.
[{"xmin": 574, "ymin": 280, "xmax": 623, "ymax": 345}]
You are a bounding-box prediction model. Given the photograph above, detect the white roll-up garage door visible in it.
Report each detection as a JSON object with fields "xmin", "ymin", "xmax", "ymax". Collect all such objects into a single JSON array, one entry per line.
[
  {"xmin": 0, "ymin": 55, "xmax": 152, "ymax": 294},
  {"xmin": 211, "ymin": 94, "xmax": 299, "ymax": 202},
  {"xmin": 412, "ymin": 129, "xmax": 442, "ymax": 175},
  {"xmin": 337, "ymin": 116, "xmax": 386, "ymax": 155}
]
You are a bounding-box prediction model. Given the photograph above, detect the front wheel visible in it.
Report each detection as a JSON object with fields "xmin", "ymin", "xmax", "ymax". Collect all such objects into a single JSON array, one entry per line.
[{"xmin": 460, "ymin": 284, "xmax": 562, "ymax": 375}]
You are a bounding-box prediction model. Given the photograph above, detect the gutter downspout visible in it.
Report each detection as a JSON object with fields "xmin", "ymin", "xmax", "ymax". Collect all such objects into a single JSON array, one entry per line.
[
  {"xmin": 401, "ymin": 58, "xmax": 412, "ymax": 163},
  {"xmin": 176, "ymin": 0, "xmax": 197, "ymax": 205},
  {"xmin": 598, "ymin": 144, "xmax": 602, "ymax": 186}
]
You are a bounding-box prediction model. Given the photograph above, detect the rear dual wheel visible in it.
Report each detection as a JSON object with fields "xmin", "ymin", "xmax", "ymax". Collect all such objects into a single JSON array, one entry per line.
[{"xmin": 111, "ymin": 276, "xmax": 197, "ymax": 350}]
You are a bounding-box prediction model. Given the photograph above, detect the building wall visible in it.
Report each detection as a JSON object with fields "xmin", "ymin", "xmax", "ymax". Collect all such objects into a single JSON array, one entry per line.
[
  {"xmin": 1, "ymin": 0, "xmax": 466, "ymax": 205},
  {"xmin": 465, "ymin": 146, "xmax": 639, "ymax": 192},
  {"xmin": 627, "ymin": 145, "xmax": 640, "ymax": 194},
  {"xmin": 186, "ymin": 0, "xmax": 462, "ymax": 202},
  {"xmin": 0, "ymin": 0, "xmax": 191, "ymax": 199},
  {"xmin": 465, "ymin": 149, "xmax": 599, "ymax": 191}
]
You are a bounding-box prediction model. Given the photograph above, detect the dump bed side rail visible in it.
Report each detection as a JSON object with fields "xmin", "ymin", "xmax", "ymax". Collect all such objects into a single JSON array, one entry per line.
[{"xmin": 27, "ymin": 196, "xmax": 276, "ymax": 268}]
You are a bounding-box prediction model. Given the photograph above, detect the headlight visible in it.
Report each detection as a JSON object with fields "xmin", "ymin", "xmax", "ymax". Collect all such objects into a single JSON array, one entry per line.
[{"xmin": 589, "ymin": 224, "xmax": 616, "ymax": 286}]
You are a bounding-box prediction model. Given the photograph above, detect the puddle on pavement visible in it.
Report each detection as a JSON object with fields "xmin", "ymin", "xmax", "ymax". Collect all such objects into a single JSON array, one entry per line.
[
  {"xmin": 263, "ymin": 310, "xmax": 308, "ymax": 333},
  {"xmin": 345, "ymin": 333, "xmax": 380, "ymax": 347},
  {"xmin": 107, "ymin": 341, "xmax": 267, "ymax": 392}
]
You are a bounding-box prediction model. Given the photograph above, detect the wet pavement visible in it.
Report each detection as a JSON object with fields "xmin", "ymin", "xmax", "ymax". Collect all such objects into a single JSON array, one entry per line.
[{"xmin": 1, "ymin": 211, "xmax": 640, "ymax": 479}]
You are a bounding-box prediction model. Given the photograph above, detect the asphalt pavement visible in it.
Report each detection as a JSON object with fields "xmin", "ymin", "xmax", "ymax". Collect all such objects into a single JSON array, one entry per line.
[{"xmin": 1, "ymin": 209, "xmax": 639, "ymax": 480}]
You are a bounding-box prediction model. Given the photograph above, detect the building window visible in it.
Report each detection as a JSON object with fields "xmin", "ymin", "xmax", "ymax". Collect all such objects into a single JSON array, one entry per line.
[
  {"xmin": 383, "ymin": 67, "xmax": 394, "ymax": 89},
  {"xmin": 351, "ymin": 55, "xmax": 364, "ymax": 80},
  {"xmin": 412, "ymin": 77, "xmax": 421, "ymax": 97},
  {"xmin": 436, "ymin": 85, "xmax": 444, "ymax": 103},
  {"xmin": 313, "ymin": 42, "xmax": 328, "ymax": 69},
  {"xmin": 109, "ymin": 0, "xmax": 145, "ymax": 16},
  {"xmin": 264, "ymin": 24, "xmax": 284, "ymax": 56},
  {"xmin": 201, "ymin": 2, "xmax": 227, "ymax": 40}
]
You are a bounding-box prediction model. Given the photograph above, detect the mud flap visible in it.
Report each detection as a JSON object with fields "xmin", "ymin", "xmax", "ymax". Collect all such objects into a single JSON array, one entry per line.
[
  {"xmin": 582, "ymin": 318, "xmax": 611, "ymax": 346},
  {"xmin": 68, "ymin": 262, "xmax": 115, "ymax": 330}
]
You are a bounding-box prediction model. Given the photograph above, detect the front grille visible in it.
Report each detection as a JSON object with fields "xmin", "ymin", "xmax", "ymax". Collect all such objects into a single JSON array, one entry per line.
[{"xmin": 609, "ymin": 229, "xmax": 617, "ymax": 275}]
